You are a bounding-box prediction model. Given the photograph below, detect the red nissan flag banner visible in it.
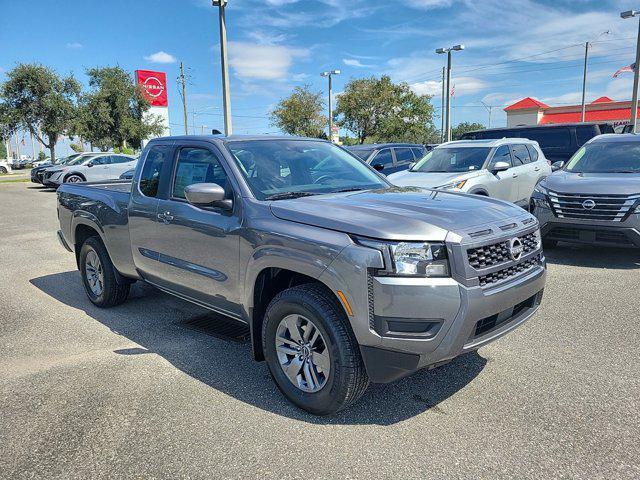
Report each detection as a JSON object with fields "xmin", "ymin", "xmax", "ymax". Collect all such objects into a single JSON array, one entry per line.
[{"xmin": 135, "ymin": 70, "xmax": 168, "ymax": 107}]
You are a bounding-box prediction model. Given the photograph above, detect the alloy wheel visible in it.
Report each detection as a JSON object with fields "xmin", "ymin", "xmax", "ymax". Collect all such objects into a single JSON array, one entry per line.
[
  {"xmin": 84, "ymin": 249, "xmax": 104, "ymax": 296},
  {"xmin": 275, "ymin": 314, "xmax": 331, "ymax": 393}
]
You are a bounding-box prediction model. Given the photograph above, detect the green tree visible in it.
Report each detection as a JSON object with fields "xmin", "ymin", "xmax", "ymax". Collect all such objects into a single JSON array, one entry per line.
[
  {"xmin": 0, "ymin": 64, "xmax": 80, "ymax": 163},
  {"xmin": 81, "ymin": 66, "xmax": 163, "ymax": 150},
  {"xmin": 0, "ymin": 140, "xmax": 6, "ymax": 159},
  {"xmin": 335, "ymin": 75, "xmax": 436, "ymax": 144},
  {"xmin": 69, "ymin": 142, "xmax": 84, "ymax": 153},
  {"xmin": 451, "ymin": 121, "xmax": 485, "ymax": 140},
  {"xmin": 37, "ymin": 151, "xmax": 47, "ymax": 161},
  {"xmin": 270, "ymin": 85, "xmax": 326, "ymax": 138}
]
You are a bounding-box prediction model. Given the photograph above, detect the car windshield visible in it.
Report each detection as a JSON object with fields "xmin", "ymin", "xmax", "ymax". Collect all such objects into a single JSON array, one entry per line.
[
  {"xmin": 411, "ymin": 147, "xmax": 491, "ymax": 173},
  {"xmin": 565, "ymin": 141, "xmax": 640, "ymax": 173},
  {"xmin": 66, "ymin": 155, "xmax": 95, "ymax": 166},
  {"xmin": 227, "ymin": 139, "xmax": 388, "ymax": 200}
]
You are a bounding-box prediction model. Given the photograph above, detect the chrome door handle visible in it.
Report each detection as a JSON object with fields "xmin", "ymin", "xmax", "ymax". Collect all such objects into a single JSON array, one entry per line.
[
  {"xmin": 534, "ymin": 167, "xmax": 540, "ymax": 171},
  {"xmin": 157, "ymin": 211, "xmax": 174, "ymax": 223},
  {"xmin": 512, "ymin": 173, "xmax": 518, "ymax": 178}
]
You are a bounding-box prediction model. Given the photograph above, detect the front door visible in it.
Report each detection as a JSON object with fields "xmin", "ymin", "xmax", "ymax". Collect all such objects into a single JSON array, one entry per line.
[
  {"xmin": 153, "ymin": 144, "xmax": 242, "ymax": 318},
  {"xmin": 488, "ymin": 145, "xmax": 518, "ymax": 202}
]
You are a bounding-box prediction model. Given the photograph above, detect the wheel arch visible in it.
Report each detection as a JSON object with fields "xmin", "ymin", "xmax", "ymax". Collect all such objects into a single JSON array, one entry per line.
[{"xmin": 64, "ymin": 171, "xmax": 86, "ymax": 182}]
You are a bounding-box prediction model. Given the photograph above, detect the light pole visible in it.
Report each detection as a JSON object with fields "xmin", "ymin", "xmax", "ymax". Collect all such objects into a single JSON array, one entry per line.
[
  {"xmin": 622, "ymin": 10, "xmax": 640, "ymax": 133},
  {"xmin": 321, "ymin": 69, "xmax": 340, "ymax": 142},
  {"xmin": 440, "ymin": 67, "xmax": 445, "ymax": 142},
  {"xmin": 480, "ymin": 101, "xmax": 493, "ymax": 129},
  {"xmin": 436, "ymin": 44, "xmax": 464, "ymax": 142},
  {"xmin": 580, "ymin": 30, "xmax": 610, "ymax": 122},
  {"xmin": 212, "ymin": 0, "xmax": 232, "ymax": 136}
]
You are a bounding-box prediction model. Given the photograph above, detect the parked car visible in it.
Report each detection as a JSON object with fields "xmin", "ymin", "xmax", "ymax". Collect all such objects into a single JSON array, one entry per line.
[
  {"xmin": 57, "ymin": 135, "xmax": 546, "ymax": 414},
  {"xmin": 0, "ymin": 160, "xmax": 12, "ymax": 174},
  {"xmin": 32, "ymin": 158, "xmax": 52, "ymax": 168},
  {"xmin": 347, "ymin": 143, "xmax": 427, "ymax": 174},
  {"xmin": 388, "ymin": 139, "xmax": 551, "ymax": 209},
  {"xmin": 119, "ymin": 168, "xmax": 135, "ymax": 180},
  {"xmin": 459, "ymin": 123, "xmax": 614, "ymax": 164},
  {"xmin": 531, "ymin": 133, "xmax": 640, "ymax": 248},
  {"xmin": 43, "ymin": 153, "xmax": 136, "ymax": 186},
  {"xmin": 31, "ymin": 153, "xmax": 84, "ymax": 184}
]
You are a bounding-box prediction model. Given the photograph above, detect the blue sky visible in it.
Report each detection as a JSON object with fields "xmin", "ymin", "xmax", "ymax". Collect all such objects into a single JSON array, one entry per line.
[{"xmin": 2, "ymin": 0, "xmax": 640, "ymax": 154}]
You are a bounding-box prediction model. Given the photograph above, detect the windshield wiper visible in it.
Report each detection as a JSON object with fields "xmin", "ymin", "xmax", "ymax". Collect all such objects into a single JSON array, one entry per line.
[
  {"xmin": 332, "ymin": 187, "xmax": 367, "ymax": 193},
  {"xmin": 265, "ymin": 191, "xmax": 319, "ymax": 201}
]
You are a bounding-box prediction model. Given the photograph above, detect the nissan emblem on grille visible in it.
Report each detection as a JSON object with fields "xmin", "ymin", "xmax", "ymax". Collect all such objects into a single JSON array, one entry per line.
[
  {"xmin": 508, "ymin": 237, "xmax": 524, "ymax": 261},
  {"xmin": 582, "ymin": 199, "xmax": 596, "ymax": 210}
]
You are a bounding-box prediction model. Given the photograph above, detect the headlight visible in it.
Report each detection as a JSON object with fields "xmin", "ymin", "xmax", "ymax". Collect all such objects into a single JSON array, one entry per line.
[
  {"xmin": 533, "ymin": 183, "xmax": 547, "ymax": 195},
  {"xmin": 437, "ymin": 179, "xmax": 467, "ymax": 190},
  {"xmin": 354, "ymin": 237, "xmax": 450, "ymax": 277}
]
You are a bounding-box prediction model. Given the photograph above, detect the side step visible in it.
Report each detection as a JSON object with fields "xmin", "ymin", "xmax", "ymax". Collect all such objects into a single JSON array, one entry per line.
[{"xmin": 182, "ymin": 313, "xmax": 250, "ymax": 343}]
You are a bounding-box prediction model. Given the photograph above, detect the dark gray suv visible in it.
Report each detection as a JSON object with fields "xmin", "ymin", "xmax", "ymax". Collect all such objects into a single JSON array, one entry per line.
[{"xmin": 531, "ymin": 134, "xmax": 640, "ymax": 248}]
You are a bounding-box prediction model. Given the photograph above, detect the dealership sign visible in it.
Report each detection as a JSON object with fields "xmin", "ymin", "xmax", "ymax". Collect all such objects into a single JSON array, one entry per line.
[{"xmin": 135, "ymin": 70, "xmax": 168, "ymax": 107}]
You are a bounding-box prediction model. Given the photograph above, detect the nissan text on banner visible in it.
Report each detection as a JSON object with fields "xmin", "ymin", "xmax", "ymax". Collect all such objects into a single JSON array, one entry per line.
[{"xmin": 135, "ymin": 69, "xmax": 171, "ymax": 145}]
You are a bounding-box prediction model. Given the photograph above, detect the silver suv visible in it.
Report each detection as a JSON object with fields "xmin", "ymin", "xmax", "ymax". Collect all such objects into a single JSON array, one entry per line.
[
  {"xmin": 389, "ymin": 139, "xmax": 551, "ymax": 208},
  {"xmin": 532, "ymin": 134, "xmax": 640, "ymax": 248}
]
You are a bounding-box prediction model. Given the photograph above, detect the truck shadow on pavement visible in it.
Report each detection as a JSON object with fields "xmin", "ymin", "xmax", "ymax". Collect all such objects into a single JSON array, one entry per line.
[
  {"xmin": 30, "ymin": 271, "xmax": 487, "ymax": 426},
  {"xmin": 544, "ymin": 245, "xmax": 640, "ymax": 269}
]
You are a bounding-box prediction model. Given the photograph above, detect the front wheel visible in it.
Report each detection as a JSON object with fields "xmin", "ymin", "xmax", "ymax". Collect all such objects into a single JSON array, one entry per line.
[
  {"xmin": 79, "ymin": 236, "xmax": 130, "ymax": 307},
  {"xmin": 65, "ymin": 174, "xmax": 84, "ymax": 183},
  {"xmin": 0, "ymin": 167, "xmax": 7, "ymax": 174},
  {"xmin": 262, "ymin": 284, "xmax": 369, "ymax": 415}
]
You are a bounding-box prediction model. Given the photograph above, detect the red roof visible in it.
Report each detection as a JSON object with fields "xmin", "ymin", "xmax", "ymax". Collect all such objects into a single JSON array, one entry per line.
[
  {"xmin": 539, "ymin": 107, "xmax": 639, "ymax": 124},
  {"xmin": 504, "ymin": 97, "xmax": 549, "ymax": 111},
  {"xmin": 591, "ymin": 96, "xmax": 613, "ymax": 104}
]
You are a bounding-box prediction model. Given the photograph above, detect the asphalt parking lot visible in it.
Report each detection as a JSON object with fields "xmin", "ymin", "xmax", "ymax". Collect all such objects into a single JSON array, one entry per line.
[{"xmin": 1, "ymin": 182, "xmax": 639, "ymax": 479}]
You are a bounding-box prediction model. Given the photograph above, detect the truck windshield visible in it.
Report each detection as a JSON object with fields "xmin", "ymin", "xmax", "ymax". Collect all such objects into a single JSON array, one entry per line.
[
  {"xmin": 411, "ymin": 147, "xmax": 491, "ymax": 173},
  {"xmin": 566, "ymin": 142, "xmax": 640, "ymax": 173},
  {"xmin": 227, "ymin": 140, "xmax": 389, "ymax": 200}
]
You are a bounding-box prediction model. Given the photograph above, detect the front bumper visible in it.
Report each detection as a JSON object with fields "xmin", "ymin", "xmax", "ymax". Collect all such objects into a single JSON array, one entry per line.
[
  {"xmin": 535, "ymin": 204, "xmax": 640, "ymax": 248},
  {"xmin": 320, "ymin": 217, "xmax": 546, "ymax": 383}
]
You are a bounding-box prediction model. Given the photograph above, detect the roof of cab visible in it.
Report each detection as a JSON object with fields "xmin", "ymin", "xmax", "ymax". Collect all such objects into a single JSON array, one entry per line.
[
  {"xmin": 438, "ymin": 138, "xmax": 539, "ymax": 148},
  {"xmin": 150, "ymin": 134, "xmax": 322, "ymax": 144},
  {"xmin": 589, "ymin": 133, "xmax": 640, "ymax": 143}
]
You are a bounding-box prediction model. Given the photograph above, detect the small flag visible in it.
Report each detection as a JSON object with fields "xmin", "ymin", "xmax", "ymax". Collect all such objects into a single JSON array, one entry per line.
[
  {"xmin": 450, "ymin": 84, "xmax": 455, "ymax": 97},
  {"xmin": 613, "ymin": 62, "xmax": 636, "ymax": 78},
  {"xmin": 21, "ymin": 137, "xmax": 26, "ymax": 146}
]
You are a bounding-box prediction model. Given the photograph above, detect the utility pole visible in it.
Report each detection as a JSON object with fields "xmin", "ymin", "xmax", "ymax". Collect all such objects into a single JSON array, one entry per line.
[
  {"xmin": 201, "ymin": 125, "xmax": 205, "ymax": 135},
  {"xmin": 213, "ymin": 0, "xmax": 232, "ymax": 135},
  {"xmin": 580, "ymin": 42, "xmax": 590, "ymax": 123},
  {"xmin": 30, "ymin": 131, "xmax": 36, "ymax": 160},
  {"xmin": 14, "ymin": 131, "xmax": 20, "ymax": 160},
  {"xmin": 321, "ymin": 70, "xmax": 341, "ymax": 142},
  {"xmin": 178, "ymin": 62, "xmax": 189, "ymax": 135},
  {"xmin": 441, "ymin": 67, "xmax": 445, "ymax": 143},
  {"xmin": 480, "ymin": 101, "xmax": 493, "ymax": 128},
  {"xmin": 436, "ymin": 44, "xmax": 464, "ymax": 143}
]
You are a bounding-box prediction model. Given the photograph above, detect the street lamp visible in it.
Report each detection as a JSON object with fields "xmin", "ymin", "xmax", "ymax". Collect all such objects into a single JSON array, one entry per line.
[
  {"xmin": 621, "ymin": 10, "xmax": 640, "ymax": 133},
  {"xmin": 321, "ymin": 69, "xmax": 340, "ymax": 142},
  {"xmin": 436, "ymin": 44, "xmax": 464, "ymax": 142},
  {"xmin": 212, "ymin": 0, "xmax": 232, "ymax": 136}
]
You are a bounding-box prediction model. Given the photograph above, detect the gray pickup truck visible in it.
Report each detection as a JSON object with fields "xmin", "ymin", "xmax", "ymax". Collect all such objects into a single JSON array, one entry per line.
[{"xmin": 57, "ymin": 135, "xmax": 546, "ymax": 414}]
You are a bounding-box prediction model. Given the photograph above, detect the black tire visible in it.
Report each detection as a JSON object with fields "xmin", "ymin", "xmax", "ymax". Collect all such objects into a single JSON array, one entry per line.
[
  {"xmin": 79, "ymin": 236, "xmax": 129, "ymax": 308},
  {"xmin": 262, "ymin": 283, "xmax": 369, "ymax": 415},
  {"xmin": 542, "ymin": 238, "xmax": 558, "ymax": 249},
  {"xmin": 0, "ymin": 167, "xmax": 7, "ymax": 174}
]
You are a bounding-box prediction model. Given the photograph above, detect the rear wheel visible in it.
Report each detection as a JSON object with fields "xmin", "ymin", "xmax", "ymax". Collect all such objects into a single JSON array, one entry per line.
[
  {"xmin": 262, "ymin": 284, "xmax": 369, "ymax": 415},
  {"xmin": 0, "ymin": 167, "xmax": 7, "ymax": 174},
  {"xmin": 79, "ymin": 236, "xmax": 129, "ymax": 307}
]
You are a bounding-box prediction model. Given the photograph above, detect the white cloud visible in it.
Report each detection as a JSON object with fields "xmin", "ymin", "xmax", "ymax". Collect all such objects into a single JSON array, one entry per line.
[
  {"xmin": 144, "ymin": 51, "xmax": 177, "ymax": 64},
  {"xmin": 402, "ymin": 0, "xmax": 453, "ymax": 9},
  {"xmin": 229, "ymin": 41, "xmax": 309, "ymax": 80},
  {"xmin": 411, "ymin": 76, "xmax": 487, "ymax": 97},
  {"xmin": 410, "ymin": 80, "xmax": 442, "ymax": 96},
  {"xmin": 66, "ymin": 42, "xmax": 83, "ymax": 49},
  {"xmin": 342, "ymin": 58, "xmax": 374, "ymax": 68},
  {"xmin": 264, "ymin": 0, "xmax": 299, "ymax": 5}
]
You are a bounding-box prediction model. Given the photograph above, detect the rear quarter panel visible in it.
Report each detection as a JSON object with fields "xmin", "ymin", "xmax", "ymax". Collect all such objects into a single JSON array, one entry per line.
[{"xmin": 57, "ymin": 183, "xmax": 137, "ymax": 278}]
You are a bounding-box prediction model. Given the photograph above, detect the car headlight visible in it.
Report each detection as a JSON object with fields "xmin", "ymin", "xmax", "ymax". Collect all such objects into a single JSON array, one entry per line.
[
  {"xmin": 533, "ymin": 183, "xmax": 547, "ymax": 195},
  {"xmin": 436, "ymin": 179, "xmax": 467, "ymax": 190},
  {"xmin": 354, "ymin": 237, "xmax": 450, "ymax": 277}
]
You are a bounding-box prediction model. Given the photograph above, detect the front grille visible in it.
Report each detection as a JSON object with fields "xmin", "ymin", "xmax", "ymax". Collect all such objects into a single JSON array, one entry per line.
[
  {"xmin": 548, "ymin": 191, "xmax": 640, "ymax": 222},
  {"xmin": 548, "ymin": 226, "xmax": 632, "ymax": 246},
  {"xmin": 472, "ymin": 293, "xmax": 539, "ymax": 338},
  {"xmin": 478, "ymin": 254, "xmax": 541, "ymax": 287},
  {"xmin": 467, "ymin": 231, "xmax": 539, "ymax": 269}
]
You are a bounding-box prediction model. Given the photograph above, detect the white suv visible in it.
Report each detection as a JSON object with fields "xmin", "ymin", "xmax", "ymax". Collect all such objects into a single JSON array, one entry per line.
[
  {"xmin": 44, "ymin": 153, "xmax": 137, "ymax": 186},
  {"xmin": 388, "ymin": 139, "xmax": 551, "ymax": 208}
]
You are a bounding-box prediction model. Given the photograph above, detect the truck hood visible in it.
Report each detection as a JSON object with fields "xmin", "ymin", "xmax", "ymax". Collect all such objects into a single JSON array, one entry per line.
[
  {"xmin": 542, "ymin": 171, "xmax": 640, "ymax": 195},
  {"xmin": 388, "ymin": 170, "xmax": 482, "ymax": 189},
  {"xmin": 270, "ymin": 187, "xmax": 528, "ymax": 241}
]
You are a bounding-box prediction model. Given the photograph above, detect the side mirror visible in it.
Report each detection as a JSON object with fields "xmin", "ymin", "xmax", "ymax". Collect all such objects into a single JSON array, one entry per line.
[
  {"xmin": 490, "ymin": 161, "xmax": 510, "ymax": 173},
  {"xmin": 551, "ymin": 161, "xmax": 565, "ymax": 172},
  {"xmin": 184, "ymin": 183, "xmax": 232, "ymax": 210},
  {"xmin": 372, "ymin": 163, "xmax": 384, "ymax": 171},
  {"xmin": 86, "ymin": 161, "xmax": 94, "ymax": 167}
]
